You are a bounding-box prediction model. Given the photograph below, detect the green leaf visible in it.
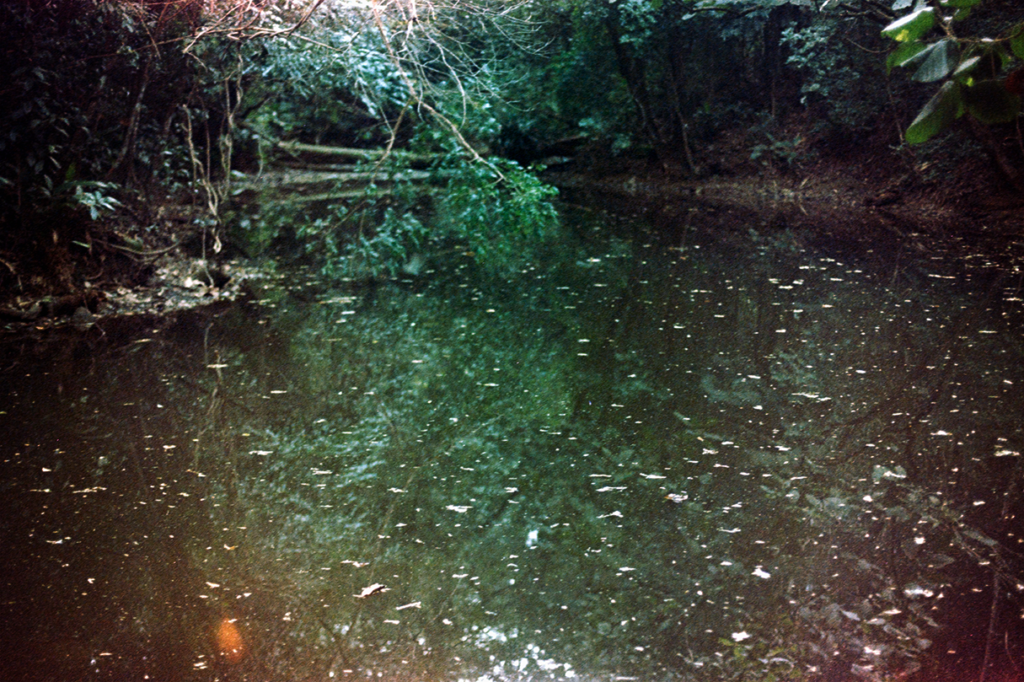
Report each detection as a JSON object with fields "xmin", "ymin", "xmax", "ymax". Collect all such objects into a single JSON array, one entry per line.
[
  {"xmin": 887, "ymin": 41, "xmax": 927, "ymax": 74},
  {"xmin": 1011, "ymin": 28, "xmax": 1024, "ymax": 59},
  {"xmin": 882, "ymin": 8, "xmax": 935, "ymax": 43},
  {"xmin": 912, "ymin": 39, "xmax": 959, "ymax": 82},
  {"xmin": 963, "ymin": 80, "xmax": 1022, "ymax": 124},
  {"xmin": 937, "ymin": 0, "xmax": 980, "ymax": 8},
  {"xmin": 952, "ymin": 55, "xmax": 982, "ymax": 82},
  {"xmin": 994, "ymin": 45, "xmax": 1014, "ymax": 72},
  {"xmin": 905, "ymin": 81, "xmax": 963, "ymax": 144}
]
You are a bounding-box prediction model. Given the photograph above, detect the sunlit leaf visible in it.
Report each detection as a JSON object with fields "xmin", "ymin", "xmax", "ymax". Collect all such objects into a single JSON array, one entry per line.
[
  {"xmin": 911, "ymin": 40, "xmax": 959, "ymax": 82},
  {"xmin": 882, "ymin": 8, "xmax": 935, "ymax": 43},
  {"xmin": 952, "ymin": 56, "xmax": 982, "ymax": 82},
  {"xmin": 887, "ymin": 41, "xmax": 927, "ymax": 74}
]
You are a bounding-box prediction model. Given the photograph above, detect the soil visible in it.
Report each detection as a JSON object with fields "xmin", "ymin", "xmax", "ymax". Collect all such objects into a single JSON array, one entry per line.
[{"xmin": 1, "ymin": 138, "xmax": 1021, "ymax": 332}]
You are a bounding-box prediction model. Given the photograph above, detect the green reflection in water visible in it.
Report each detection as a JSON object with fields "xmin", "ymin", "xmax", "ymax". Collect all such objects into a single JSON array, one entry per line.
[{"xmin": 1, "ymin": 207, "xmax": 1022, "ymax": 682}]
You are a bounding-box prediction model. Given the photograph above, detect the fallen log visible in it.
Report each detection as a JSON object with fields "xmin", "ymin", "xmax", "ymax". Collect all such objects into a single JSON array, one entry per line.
[
  {"xmin": 232, "ymin": 169, "xmax": 447, "ymax": 200},
  {"xmin": 275, "ymin": 140, "xmax": 435, "ymax": 166}
]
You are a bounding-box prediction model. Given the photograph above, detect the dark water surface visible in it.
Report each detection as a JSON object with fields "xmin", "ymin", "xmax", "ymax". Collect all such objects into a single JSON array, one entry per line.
[{"xmin": 2, "ymin": 205, "xmax": 1022, "ymax": 681}]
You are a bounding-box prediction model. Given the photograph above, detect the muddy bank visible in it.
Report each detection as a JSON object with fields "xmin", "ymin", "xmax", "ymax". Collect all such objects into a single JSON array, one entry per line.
[{"xmin": 0, "ymin": 255, "xmax": 268, "ymax": 333}]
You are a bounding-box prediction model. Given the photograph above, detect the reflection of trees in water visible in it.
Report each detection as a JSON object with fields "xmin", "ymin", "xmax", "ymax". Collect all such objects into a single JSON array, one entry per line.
[
  {"xmin": 9, "ymin": 227, "xmax": 1020, "ymax": 680},
  {"xmin": 689, "ymin": 245, "xmax": 1024, "ymax": 680},
  {"xmin": 190, "ymin": 232, "xmax": 1023, "ymax": 681}
]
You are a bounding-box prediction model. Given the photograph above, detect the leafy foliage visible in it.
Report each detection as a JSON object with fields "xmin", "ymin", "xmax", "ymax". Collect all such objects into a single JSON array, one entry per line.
[
  {"xmin": 228, "ymin": 152, "xmax": 558, "ymax": 280},
  {"xmin": 781, "ymin": 15, "xmax": 890, "ymax": 133},
  {"xmin": 180, "ymin": 210, "xmax": 1024, "ymax": 681},
  {"xmin": 0, "ymin": 0, "xmax": 211, "ymax": 297},
  {"xmin": 342, "ymin": 206, "xmax": 431, "ymax": 278},
  {"xmin": 239, "ymin": 29, "xmax": 411, "ymax": 148},
  {"xmin": 883, "ymin": 0, "xmax": 1024, "ymax": 143},
  {"xmin": 433, "ymin": 157, "xmax": 560, "ymax": 272}
]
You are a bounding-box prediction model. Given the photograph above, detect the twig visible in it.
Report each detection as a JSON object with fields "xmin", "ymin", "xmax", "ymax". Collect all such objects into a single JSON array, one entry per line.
[
  {"xmin": 979, "ymin": 572, "xmax": 1001, "ymax": 682},
  {"xmin": 370, "ymin": 4, "xmax": 505, "ymax": 181}
]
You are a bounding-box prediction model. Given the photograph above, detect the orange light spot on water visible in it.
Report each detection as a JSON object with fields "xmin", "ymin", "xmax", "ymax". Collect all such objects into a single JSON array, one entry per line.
[{"xmin": 216, "ymin": 617, "xmax": 245, "ymax": 664}]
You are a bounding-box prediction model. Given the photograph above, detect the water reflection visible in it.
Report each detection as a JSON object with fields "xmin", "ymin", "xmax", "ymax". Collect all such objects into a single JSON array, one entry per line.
[{"xmin": 1, "ymin": 207, "xmax": 1022, "ymax": 681}]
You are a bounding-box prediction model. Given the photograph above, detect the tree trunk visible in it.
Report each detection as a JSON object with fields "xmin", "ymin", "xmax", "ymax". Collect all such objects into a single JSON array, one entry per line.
[
  {"xmin": 968, "ymin": 117, "xmax": 1024, "ymax": 194},
  {"xmin": 108, "ymin": 52, "xmax": 153, "ymax": 183},
  {"xmin": 602, "ymin": 11, "xmax": 664, "ymax": 151}
]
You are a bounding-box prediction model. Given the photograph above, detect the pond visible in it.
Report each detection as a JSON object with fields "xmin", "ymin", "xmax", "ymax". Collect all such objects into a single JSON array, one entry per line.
[{"xmin": 1, "ymin": 200, "xmax": 1022, "ymax": 682}]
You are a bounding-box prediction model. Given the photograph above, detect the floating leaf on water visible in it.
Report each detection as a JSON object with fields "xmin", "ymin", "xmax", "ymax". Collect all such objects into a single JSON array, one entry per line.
[
  {"xmin": 903, "ymin": 584, "xmax": 935, "ymax": 598},
  {"xmin": 872, "ymin": 465, "xmax": 907, "ymax": 482},
  {"xmin": 354, "ymin": 583, "xmax": 389, "ymax": 598}
]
